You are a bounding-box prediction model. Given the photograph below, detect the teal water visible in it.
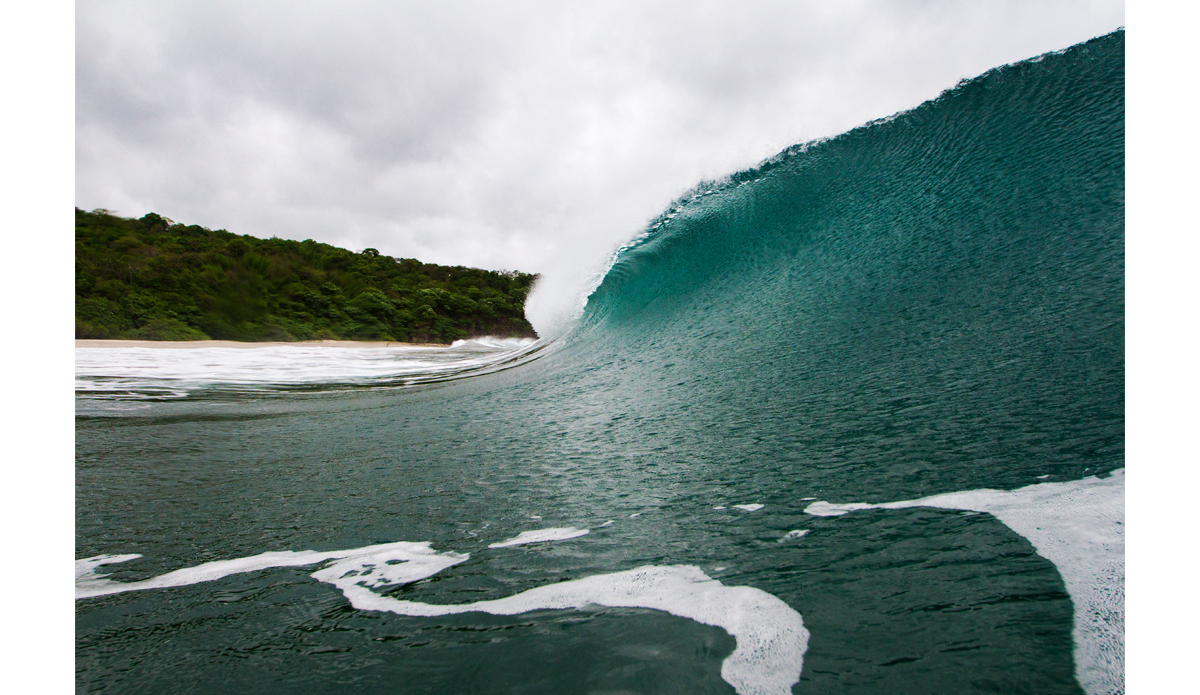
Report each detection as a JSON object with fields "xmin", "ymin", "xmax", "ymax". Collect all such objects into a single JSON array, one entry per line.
[{"xmin": 76, "ymin": 31, "xmax": 1124, "ymax": 695}]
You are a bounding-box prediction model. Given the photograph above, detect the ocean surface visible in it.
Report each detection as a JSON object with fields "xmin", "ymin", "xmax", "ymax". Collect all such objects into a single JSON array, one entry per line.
[{"xmin": 76, "ymin": 31, "xmax": 1124, "ymax": 695}]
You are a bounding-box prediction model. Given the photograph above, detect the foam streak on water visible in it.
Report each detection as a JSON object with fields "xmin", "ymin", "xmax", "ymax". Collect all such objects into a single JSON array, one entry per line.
[
  {"xmin": 77, "ymin": 544, "xmax": 807, "ymax": 695},
  {"xmin": 487, "ymin": 527, "xmax": 590, "ymax": 548},
  {"xmin": 75, "ymin": 542, "xmax": 469, "ymax": 600},
  {"xmin": 331, "ymin": 565, "xmax": 808, "ymax": 695},
  {"xmin": 805, "ymin": 470, "xmax": 1124, "ymax": 695}
]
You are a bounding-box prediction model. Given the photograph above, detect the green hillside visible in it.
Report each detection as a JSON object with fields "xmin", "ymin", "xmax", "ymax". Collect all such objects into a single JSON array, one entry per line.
[{"xmin": 75, "ymin": 208, "xmax": 539, "ymax": 343}]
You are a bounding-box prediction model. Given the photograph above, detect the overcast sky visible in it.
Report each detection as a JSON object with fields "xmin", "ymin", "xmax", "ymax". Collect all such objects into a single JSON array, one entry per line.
[{"xmin": 76, "ymin": 0, "xmax": 1123, "ymax": 330}]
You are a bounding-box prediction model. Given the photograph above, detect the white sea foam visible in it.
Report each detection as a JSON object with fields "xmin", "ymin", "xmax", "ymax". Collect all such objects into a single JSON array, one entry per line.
[
  {"xmin": 75, "ymin": 339, "xmax": 538, "ymax": 398},
  {"xmin": 77, "ymin": 543, "xmax": 807, "ymax": 695},
  {"xmin": 778, "ymin": 530, "xmax": 809, "ymax": 542},
  {"xmin": 328, "ymin": 563, "xmax": 808, "ymax": 695},
  {"xmin": 805, "ymin": 470, "xmax": 1124, "ymax": 695},
  {"xmin": 713, "ymin": 506, "xmax": 727, "ymax": 510},
  {"xmin": 308, "ymin": 543, "xmax": 471, "ymax": 588},
  {"xmin": 75, "ymin": 542, "xmax": 468, "ymax": 600},
  {"xmin": 487, "ymin": 527, "xmax": 590, "ymax": 548},
  {"xmin": 733, "ymin": 504, "xmax": 764, "ymax": 512},
  {"xmin": 75, "ymin": 554, "xmax": 142, "ymax": 592}
]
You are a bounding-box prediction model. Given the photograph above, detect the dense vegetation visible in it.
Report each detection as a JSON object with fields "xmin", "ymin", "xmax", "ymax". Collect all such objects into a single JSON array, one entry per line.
[{"xmin": 75, "ymin": 208, "xmax": 539, "ymax": 343}]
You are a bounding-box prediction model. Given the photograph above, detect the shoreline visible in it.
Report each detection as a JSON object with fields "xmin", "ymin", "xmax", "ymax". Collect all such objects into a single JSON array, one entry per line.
[{"xmin": 75, "ymin": 339, "xmax": 448, "ymax": 350}]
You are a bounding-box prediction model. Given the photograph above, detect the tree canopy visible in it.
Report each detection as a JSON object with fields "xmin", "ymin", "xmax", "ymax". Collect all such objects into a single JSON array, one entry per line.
[{"xmin": 75, "ymin": 208, "xmax": 539, "ymax": 343}]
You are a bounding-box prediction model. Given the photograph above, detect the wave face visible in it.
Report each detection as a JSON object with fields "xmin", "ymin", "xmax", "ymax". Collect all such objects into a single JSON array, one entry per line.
[
  {"xmin": 76, "ymin": 31, "xmax": 1123, "ymax": 695},
  {"xmin": 571, "ymin": 29, "xmax": 1124, "ymax": 497}
]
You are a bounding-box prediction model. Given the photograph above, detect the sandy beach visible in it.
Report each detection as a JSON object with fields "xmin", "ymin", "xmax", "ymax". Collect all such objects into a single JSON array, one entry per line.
[{"xmin": 75, "ymin": 339, "xmax": 447, "ymax": 349}]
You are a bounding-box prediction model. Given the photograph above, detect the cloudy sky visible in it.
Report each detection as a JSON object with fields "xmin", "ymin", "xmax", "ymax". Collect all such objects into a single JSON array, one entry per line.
[{"xmin": 76, "ymin": 0, "xmax": 1123, "ymax": 329}]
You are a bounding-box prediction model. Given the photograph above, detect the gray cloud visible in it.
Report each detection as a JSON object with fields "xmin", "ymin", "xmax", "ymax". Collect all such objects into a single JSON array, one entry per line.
[{"xmin": 76, "ymin": 0, "xmax": 1123, "ymax": 331}]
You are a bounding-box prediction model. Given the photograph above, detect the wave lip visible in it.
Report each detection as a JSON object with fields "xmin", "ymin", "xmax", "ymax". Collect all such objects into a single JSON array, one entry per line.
[{"xmin": 806, "ymin": 470, "xmax": 1124, "ymax": 695}]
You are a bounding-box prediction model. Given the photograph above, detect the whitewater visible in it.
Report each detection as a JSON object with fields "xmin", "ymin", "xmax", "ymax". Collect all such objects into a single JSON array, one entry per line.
[
  {"xmin": 74, "ymin": 337, "xmax": 541, "ymax": 400},
  {"xmin": 77, "ymin": 31, "xmax": 1123, "ymax": 695}
]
